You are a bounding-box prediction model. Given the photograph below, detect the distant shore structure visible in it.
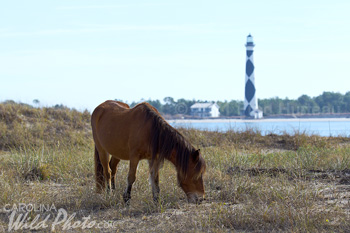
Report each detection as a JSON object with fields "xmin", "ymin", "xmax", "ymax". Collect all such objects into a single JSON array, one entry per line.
[
  {"xmin": 244, "ymin": 34, "xmax": 263, "ymax": 119},
  {"xmin": 190, "ymin": 103, "xmax": 220, "ymax": 118}
]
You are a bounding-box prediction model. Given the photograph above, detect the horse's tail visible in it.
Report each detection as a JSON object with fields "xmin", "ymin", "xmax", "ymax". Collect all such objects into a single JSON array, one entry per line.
[{"xmin": 94, "ymin": 146, "xmax": 104, "ymax": 192}]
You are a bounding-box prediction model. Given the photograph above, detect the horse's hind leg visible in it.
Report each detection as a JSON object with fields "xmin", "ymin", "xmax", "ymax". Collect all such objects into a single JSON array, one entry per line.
[
  {"xmin": 109, "ymin": 157, "xmax": 120, "ymax": 190},
  {"xmin": 148, "ymin": 160, "xmax": 160, "ymax": 202},
  {"xmin": 95, "ymin": 146, "xmax": 108, "ymax": 192},
  {"xmin": 123, "ymin": 157, "xmax": 140, "ymax": 204},
  {"xmin": 98, "ymin": 150, "xmax": 112, "ymax": 191}
]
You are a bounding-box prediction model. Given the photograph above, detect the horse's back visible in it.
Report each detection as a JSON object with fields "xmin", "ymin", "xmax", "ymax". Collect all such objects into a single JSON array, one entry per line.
[
  {"xmin": 91, "ymin": 101, "xmax": 130, "ymax": 129},
  {"xmin": 92, "ymin": 100, "xmax": 129, "ymax": 115},
  {"xmin": 91, "ymin": 101, "xmax": 153, "ymax": 160}
]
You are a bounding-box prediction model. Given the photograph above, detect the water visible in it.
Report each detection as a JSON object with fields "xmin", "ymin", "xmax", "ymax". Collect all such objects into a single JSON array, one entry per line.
[{"xmin": 169, "ymin": 119, "xmax": 350, "ymax": 137}]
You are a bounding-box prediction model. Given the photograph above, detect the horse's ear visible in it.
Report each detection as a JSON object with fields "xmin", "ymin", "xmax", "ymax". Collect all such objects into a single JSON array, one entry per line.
[{"xmin": 193, "ymin": 149, "xmax": 200, "ymax": 162}]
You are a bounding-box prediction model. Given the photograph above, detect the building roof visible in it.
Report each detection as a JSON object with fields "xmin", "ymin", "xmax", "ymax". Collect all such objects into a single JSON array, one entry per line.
[{"xmin": 190, "ymin": 103, "xmax": 219, "ymax": 109}]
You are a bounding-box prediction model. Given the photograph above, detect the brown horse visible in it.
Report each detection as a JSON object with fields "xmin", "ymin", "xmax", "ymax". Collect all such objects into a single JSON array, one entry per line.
[{"xmin": 91, "ymin": 100, "xmax": 206, "ymax": 203}]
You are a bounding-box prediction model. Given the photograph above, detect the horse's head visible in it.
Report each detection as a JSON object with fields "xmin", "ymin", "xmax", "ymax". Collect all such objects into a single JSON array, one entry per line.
[{"xmin": 178, "ymin": 149, "xmax": 206, "ymax": 204}]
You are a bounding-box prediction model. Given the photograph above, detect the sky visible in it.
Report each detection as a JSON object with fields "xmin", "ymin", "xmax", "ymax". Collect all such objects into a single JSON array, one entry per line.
[{"xmin": 1, "ymin": 0, "xmax": 349, "ymax": 111}]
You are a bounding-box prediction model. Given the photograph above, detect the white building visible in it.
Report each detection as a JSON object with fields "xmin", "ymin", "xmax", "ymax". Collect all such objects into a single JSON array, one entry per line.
[
  {"xmin": 251, "ymin": 109, "xmax": 263, "ymax": 119},
  {"xmin": 190, "ymin": 103, "xmax": 220, "ymax": 118}
]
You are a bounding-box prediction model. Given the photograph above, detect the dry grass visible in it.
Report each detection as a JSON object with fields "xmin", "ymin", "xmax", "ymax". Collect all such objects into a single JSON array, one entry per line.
[
  {"xmin": 0, "ymin": 101, "xmax": 91, "ymax": 150},
  {"xmin": 0, "ymin": 101, "xmax": 349, "ymax": 232}
]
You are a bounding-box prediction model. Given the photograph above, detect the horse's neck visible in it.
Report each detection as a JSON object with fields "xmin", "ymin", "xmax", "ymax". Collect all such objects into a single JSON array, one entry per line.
[
  {"xmin": 166, "ymin": 146, "xmax": 192, "ymax": 168},
  {"xmin": 167, "ymin": 149, "xmax": 177, "ymax": 167}
]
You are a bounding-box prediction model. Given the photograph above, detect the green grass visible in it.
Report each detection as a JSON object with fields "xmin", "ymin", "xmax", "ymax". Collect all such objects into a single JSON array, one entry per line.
[{"xmin": 0, "ymin": 101, "xmax": 349, "ymax": 232}]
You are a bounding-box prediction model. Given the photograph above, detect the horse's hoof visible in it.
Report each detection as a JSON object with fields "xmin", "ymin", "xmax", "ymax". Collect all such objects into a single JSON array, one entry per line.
[
  {"xmin": 153, "ymin": 196, "xmax": 159, "ymax": 203},
  {"xmin": 123, "ymin": 193, "xmax": 131, "ymax": 204}
]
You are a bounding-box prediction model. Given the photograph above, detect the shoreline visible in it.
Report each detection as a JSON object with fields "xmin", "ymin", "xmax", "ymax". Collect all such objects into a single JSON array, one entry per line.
[{"xmin": 167, "ymin": 118, "xmax": 350, "ymax": 124}]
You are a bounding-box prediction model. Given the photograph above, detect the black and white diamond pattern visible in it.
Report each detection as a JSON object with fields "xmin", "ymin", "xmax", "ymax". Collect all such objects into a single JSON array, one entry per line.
[{"xmin": 244, "ymin": 35, "xmax": 258, "ymax": 117}]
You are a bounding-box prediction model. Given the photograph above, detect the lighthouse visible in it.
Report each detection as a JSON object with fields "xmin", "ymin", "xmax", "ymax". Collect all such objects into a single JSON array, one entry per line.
[{"xmin": 244, "ymin": 34, "xmax": 263, "ymax": 119}]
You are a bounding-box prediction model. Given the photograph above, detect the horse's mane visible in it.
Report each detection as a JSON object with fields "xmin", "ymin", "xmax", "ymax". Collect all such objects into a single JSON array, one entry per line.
[{"xmin": 135, "ymin": 102, "xmax": 204, "ymax": 180}]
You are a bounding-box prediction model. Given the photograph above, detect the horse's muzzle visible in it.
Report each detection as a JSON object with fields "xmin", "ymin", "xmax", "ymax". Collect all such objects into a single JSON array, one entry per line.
[{"xmin": 187, "ymin": 193, "xmax": 205, "ymax": 204}]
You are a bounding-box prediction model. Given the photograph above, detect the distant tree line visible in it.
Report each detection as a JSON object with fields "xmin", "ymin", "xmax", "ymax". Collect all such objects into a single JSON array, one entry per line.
[
  {"xmin": 118, "ymin": 91, "xmax": 350, "ymax": 117},
  {"xmin": 121, "ymin": 97, "xmax": 197, "ymax": 116},
  {"xmin": 259, "ymin": 91, "xmax": 350, "ymax": 116}
]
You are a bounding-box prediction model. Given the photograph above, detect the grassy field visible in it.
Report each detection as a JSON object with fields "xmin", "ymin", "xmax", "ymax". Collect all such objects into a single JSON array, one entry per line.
[{"xmin": 0, "ymin": 101, "xmax": 349, "ymax": 232}]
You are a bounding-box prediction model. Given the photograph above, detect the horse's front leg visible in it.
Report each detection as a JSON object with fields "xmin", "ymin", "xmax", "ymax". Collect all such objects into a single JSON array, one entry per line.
[
  {"xmin": 123, "ymin": 157, "xmax": 139, "ymax": 204},
  {"xmin": 109, "ymin": 157, "xmax": 120, "ymax": 190},
  {"xmin": 149, "ymin": 160, "xmax": 160, "ymax": 202}
]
